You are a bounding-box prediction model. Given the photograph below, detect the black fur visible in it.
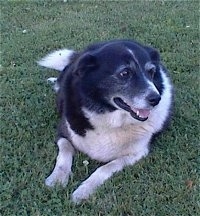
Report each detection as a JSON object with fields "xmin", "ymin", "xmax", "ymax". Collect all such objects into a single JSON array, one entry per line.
[{"xmin": 56, "ymin": 40, "xmax": 165, "ymax": 136}]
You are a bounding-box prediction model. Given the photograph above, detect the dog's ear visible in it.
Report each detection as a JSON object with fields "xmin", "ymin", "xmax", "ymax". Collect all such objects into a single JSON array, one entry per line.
[
  {"xmin": 144, "ymin": 46, "xmax": 160, "ymax": 62},
  {"xmin": 74, "ymin": 52, "xmax": 98, "ymax": 77}
]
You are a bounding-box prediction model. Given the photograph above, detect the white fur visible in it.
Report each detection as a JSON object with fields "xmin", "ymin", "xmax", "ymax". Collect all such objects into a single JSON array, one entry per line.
[
  {"xmin": 47, "ymin": 77, "xmax": 57, "ymax": 83},
  {"xmin": 66, "ymin": 110, "xmax": 151, "ymax": 203},
  {"xmin": 47, "ymin": 77, "xmax": 60, "ymax": 92},
  {"xmin": 45, "ymin": 138, "xmax": 74, "ymax": 187},
  {"xmin": 47, "ymin": 111, "xmax": 151, "ymax": 204},
  {"xmin": 72, "ymin": 148, "xmax": 149, "ymax": 203},
  {"xmin": 131, "ymin": 83, "xmax": 160, "ymax": 109},
  {"xmin": 38, "ymin": 49, "xmax": 74, "ymax": 71},
  {"xmin": 147, "ymin": 67, "xmax": 173, "ymax": 132}
]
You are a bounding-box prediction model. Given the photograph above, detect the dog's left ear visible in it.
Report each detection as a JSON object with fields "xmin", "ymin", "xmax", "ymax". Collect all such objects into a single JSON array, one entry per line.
[
  {"xmin": 144, "ymin": 46, "xmax": 160, "ymax": 62},
  {"xmin": 74, "ymin": 52, "xmax": 98, "ymax": 77}
]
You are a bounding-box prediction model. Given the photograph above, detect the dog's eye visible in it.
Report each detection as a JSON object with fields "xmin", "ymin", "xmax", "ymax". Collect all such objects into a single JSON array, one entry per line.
[
  {"xmin": 148, "ymin": 67, "xmax": 156, "ymax": 78},
  {"xmin": 119, "ymin": 70, "xmax": 131, "ymax": 79}
]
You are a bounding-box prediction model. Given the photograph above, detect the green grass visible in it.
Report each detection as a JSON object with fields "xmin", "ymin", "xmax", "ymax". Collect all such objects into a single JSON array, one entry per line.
[{"xmin": 1, "ymin": 1, "xmax": 199, "ymax": 215}]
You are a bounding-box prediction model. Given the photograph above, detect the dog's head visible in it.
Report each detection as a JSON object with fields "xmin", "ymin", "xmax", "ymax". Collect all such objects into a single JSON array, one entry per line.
[{"xmin": 73, "ymin": 41, "xmax": 163, "ymax": 122}]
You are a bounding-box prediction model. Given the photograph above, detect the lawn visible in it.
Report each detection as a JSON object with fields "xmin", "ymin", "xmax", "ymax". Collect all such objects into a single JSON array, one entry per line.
[{"xmin": 1, "ymin": 1, "xmax": 199, "ymax": 215}]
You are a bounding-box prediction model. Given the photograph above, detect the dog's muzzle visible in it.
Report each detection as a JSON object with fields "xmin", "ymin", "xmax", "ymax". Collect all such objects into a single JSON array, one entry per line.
[
  {"xmin": 146, "ymin": 92, "xmax": 161, "ymax": 107},
  {"xmin": 113, "ymin": 93, "xmax": 161, "ymax": 121}
]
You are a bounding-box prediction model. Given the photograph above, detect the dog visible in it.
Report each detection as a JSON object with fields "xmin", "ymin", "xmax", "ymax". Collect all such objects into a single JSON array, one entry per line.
[{"xmin": 38, "ymin": 39, "xmax": 173, "ymax": 204}]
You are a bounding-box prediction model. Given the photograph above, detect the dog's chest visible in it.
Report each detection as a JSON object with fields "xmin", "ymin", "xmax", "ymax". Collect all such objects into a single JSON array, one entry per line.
[{"xmin": 67, "ymin": 110, "xmax": 152, "ymax": 162}]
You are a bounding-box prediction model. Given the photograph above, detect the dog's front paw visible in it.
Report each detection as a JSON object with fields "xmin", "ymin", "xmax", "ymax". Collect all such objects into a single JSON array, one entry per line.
[
  {"xmin": 72, "ymin": 184, "xmax": 94, "ymax": 204},
  {"xmin": 45, "ymin": 170, "xmax": 71, "ymax": 187}
]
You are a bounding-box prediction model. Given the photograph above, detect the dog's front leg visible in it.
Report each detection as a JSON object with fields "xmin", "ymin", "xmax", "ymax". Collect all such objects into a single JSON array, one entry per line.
[
  {"xmin": 72, "ymin": 148, "xmax": 149, "ymax": 204},
  {"xmin": 45, "ymin": 138, "xmax": 75, "ymax": 187}
]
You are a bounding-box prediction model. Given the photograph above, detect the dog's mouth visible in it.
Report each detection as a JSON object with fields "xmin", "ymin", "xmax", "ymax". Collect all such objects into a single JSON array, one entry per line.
[{"xmin": 113, "ymin": 97, "xmax": 151, "ymax": 121}]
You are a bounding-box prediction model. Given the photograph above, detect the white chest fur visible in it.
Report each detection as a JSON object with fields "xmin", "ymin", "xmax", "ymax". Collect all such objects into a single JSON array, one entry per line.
[{"xmin": 66, "ymin": 110, "xmax": 153, "ymax": 162}]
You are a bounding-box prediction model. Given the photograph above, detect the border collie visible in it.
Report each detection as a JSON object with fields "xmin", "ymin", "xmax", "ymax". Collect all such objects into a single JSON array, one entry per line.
[{"xmin": 38, "ymin": 39, "xmax": 173, "ymax": 204}]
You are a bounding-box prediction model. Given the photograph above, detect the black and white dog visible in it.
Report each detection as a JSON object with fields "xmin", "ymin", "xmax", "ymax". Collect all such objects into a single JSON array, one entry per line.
[{"xmin": 38, "ymin": 39, "xmax": 173, "ymax": 203}]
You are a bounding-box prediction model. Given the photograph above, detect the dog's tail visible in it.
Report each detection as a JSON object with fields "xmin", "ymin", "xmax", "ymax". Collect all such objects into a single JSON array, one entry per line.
[{"xmin": 37, "ymin": 49, "xmax": 75, "ymax": 71}]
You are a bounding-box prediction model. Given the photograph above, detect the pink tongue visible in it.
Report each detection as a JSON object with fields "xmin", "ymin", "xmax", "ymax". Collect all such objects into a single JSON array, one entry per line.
[{"xmin": 138, "ymin": 109, "xmax": 151, "ymax": 118}]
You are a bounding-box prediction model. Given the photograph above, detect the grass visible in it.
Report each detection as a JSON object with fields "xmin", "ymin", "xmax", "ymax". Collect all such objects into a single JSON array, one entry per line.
[{"xmin": 1, "ymin": 1, "xmax": 199, "ymax": 215}]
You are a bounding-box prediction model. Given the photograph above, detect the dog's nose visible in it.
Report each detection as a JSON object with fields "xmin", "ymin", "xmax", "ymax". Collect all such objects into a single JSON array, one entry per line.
[{"xmin": 146, "ymin": 93, "xmax": 161, "ymax": 106}]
